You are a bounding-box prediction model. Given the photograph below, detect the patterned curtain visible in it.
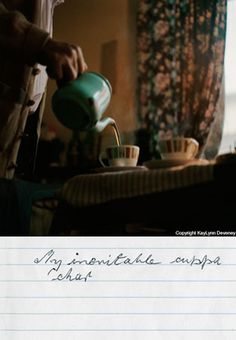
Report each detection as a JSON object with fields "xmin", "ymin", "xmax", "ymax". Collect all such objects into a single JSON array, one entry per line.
[{"xmin": 137, "ymin": 0, "xmax": 227, "ymax": 159}]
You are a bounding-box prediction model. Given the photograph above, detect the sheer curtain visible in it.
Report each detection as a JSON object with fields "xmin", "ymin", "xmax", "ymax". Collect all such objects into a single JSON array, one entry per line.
[{"xmin": 137, "ymin": 0, "xmax": 227, "ymax": 159}]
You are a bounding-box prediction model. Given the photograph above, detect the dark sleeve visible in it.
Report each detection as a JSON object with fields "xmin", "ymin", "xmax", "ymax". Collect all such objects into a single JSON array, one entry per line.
[{"xmin": 0, "ymin": 2, "xmax": 50, "ymax": 65}]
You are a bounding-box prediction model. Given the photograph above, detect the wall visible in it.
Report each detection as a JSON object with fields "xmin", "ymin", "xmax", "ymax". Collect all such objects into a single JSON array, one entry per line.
[{"xmin": 43, "ymin": 0, "xmax": 138, "ymax": 148}]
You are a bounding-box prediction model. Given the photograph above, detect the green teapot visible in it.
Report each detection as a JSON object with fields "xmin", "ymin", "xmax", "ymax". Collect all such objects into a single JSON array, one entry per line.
[{"xmin": 51, "ymin": 71, "xmax": 115, "ymax": 132}]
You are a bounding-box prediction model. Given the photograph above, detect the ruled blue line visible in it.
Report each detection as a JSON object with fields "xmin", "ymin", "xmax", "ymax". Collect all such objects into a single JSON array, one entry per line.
[
  {"xmin": 1, "ymin": 329, "xmax": 236, "ymax": 332},
  {"xmin": 0, "ymin": 279, "xmax": 235, "ymax": 283},
  {"xmin": 0, "ymin": 263, "xmax": 230, "ymax": 266},
  {"xmin": 1, "ymin": 312, "xmax": 236, "ymax": 315},
  {"xmin": 0, "ymin": 247, "xmax": 235, "ymax": 250},
  {"xmin": 1, "ymin": 296, "xmax": 236, "ymax": 299}
]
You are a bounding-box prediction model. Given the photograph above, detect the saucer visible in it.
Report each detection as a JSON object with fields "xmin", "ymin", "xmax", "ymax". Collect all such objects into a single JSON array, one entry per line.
[
  {"xmin": 143, "ymin": 159, "xmax": 209, "ymax": 169},
  {"xmin": 91, "ymin": 166, "xmax": 147, "ymax": 173}
]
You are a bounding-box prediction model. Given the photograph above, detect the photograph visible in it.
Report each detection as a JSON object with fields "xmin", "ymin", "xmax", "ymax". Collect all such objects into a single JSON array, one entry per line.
[
  {"xmin": 1, "ymin": 0, "xmax": 235, "ymax": 237},
  {"xmin": 1, "ymin": 1, "xmax": 236, "ymax": 338}
]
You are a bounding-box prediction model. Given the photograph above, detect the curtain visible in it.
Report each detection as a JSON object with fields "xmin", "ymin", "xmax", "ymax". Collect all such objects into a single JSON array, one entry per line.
[{"xmin": 137, "ymin": 0, "xmax": 227, "ymax": 159}]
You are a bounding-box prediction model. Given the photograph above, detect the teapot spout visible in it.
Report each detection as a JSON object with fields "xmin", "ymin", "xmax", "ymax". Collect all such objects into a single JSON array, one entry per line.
[
  {"xmin": 94, "ymin": 117, "xmax": 122, "ymax": 145},
  {"xmin": 94, "ymin": 117, "xmax": 116, "ymax": 133}
]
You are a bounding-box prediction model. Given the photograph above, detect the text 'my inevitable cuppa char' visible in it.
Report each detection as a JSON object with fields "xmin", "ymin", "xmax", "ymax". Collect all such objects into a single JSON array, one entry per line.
[{"xmin": 33, "ymin": 249, "xmax": 221, "ymax": 282}]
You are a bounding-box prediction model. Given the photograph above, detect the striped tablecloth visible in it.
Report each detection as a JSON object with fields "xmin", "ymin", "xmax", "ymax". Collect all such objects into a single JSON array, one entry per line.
[{"xmin": 58, "ymin": 163, "xmax": 214, "ymax": 208}]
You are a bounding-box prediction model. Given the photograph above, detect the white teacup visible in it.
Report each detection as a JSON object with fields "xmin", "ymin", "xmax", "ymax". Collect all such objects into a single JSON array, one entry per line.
[
  {"xmin": 158, "ymin": 137, "xmax": 199, "ymax": 160},
  {"xmin": 99, "ymin": 145, "xmax": 140, "ymax": 167}
]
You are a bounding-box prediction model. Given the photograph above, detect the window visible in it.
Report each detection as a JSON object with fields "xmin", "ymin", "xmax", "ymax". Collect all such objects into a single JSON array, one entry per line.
[{"xmin": 219, "ymin": 0, "xmax": 236, "ymax": 153}]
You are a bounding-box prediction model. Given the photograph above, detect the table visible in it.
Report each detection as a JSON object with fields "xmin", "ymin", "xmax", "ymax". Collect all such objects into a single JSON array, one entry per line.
[{"xmin": 50, "ymin": 161, "xmax": 236, "ymax": 236}]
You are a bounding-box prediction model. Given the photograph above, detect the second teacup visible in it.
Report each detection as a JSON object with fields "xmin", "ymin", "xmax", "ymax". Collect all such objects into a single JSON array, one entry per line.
[
  {"xmin": 99, "ymin": 145, "xmax": 140, "ymax": 167},
  {"xmin": 158, "ymin": 137, "xmax": 199, "ymax": 160}
]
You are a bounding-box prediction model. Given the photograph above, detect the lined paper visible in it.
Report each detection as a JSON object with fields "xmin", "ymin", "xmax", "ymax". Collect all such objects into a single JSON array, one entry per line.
[{"xmin": 0, "ymin": 236, "xmax": 236, "ymax": 339}]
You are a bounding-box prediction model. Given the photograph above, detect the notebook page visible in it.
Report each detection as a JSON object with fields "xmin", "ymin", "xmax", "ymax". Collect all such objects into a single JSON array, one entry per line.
[{"xmin": 0, "ymin": 236, "xmax": 236, "ymax": 340}]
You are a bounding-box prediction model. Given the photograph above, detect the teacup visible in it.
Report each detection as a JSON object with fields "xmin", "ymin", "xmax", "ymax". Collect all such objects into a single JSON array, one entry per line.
[
  {"xmin": 99, "ymin": 145, "xmax": 140, "ymax": 167},
  {"xmin": 158, "ymin": 137, "xmax": 199, "ymax": 160}
]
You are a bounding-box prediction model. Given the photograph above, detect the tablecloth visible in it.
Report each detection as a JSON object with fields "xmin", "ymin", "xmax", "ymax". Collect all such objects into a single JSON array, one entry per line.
[{"xmin": 58, "ymin": 163, "xmax": 214, "ymax": 208}]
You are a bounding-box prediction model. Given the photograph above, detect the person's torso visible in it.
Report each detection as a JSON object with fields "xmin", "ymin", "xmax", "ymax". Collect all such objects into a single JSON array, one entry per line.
[{"xmin": 0, "ymin": 0, "xmax": 64, "ymax": 111}]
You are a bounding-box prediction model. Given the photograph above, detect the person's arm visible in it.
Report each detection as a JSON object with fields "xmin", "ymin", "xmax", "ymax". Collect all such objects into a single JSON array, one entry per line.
[
  {"xmin": 0, "ymin": 2, "xmax": 87, "ymax": 84},
  {"xmin": 0, "ymin": 3, "xmax": 50, "ymax": 64}
]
